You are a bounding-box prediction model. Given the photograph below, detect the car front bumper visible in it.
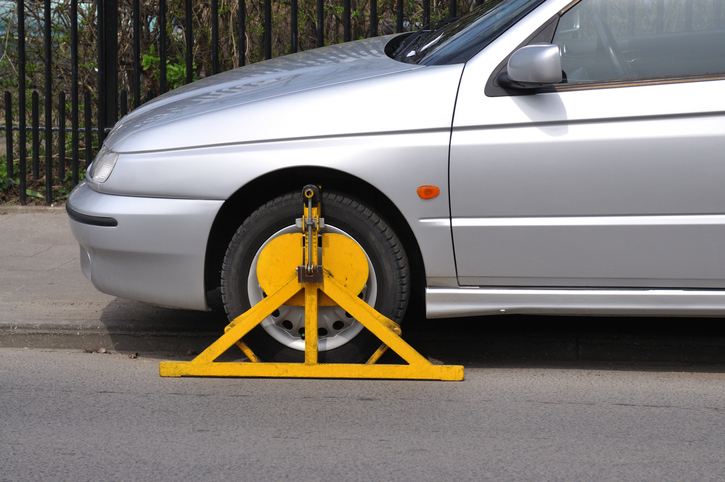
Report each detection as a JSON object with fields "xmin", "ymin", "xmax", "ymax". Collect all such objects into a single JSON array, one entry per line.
[{"xmin": 67, "ymin": 182, "xmax": 224, "ymax": 311}]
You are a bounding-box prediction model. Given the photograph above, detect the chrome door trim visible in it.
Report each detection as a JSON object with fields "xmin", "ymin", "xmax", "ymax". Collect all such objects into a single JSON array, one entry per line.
[
  {"xmin": 452, "ymin": 214, "xmax": 725, "ymax": 227},
  {"xmin": 426, "ymin": 287, "xmax": 725, "ymax": 318}
]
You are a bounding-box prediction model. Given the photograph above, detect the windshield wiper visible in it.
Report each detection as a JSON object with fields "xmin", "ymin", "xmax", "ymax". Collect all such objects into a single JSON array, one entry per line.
[
  {"xmin": 391, "ymin": 29, "xmax": 432, "ymax": 61},
  {"xmin": 392, "ymin": 17, "xmax": 460, "ymax": 62}
]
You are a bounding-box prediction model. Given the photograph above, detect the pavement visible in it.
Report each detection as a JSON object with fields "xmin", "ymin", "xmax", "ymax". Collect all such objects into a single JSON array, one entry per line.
[
  {"xmin": 0, "ymin": 206, "xmax": 229, "ymax": 354},
  {"xmin": 1, "ymin": 206, "xmax": 725, "ymax": 365}
]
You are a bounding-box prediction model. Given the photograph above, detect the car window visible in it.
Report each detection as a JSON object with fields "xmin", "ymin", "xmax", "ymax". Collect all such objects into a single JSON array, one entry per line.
[{"xmin": 553, "ymin": 0, "xmax": 725, "ymax": 83}]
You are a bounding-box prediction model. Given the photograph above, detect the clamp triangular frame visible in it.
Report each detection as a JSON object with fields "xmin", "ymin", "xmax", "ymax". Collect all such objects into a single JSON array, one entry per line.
[{"xmin": 160, "ymin": 272, "xmax": 464, "ymax": 381}]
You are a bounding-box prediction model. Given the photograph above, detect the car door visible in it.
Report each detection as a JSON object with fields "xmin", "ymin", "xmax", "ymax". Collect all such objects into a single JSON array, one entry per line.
[{"xmin": 450, "ymin": 0, "xmax": 725, "ymax": 288}]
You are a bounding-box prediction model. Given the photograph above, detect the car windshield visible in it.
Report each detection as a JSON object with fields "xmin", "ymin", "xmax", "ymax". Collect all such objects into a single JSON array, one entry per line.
[{"xmin": 392, "ymin": 0, "xmax": 545, "ymax": 65}]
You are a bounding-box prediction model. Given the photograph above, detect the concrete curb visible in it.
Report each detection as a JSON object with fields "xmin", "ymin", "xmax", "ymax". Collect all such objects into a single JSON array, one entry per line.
[
  {"xmin": 0, "ymin": 205, "xmax": 67, "ymax": 214},
  {"xmin": 0, "ymin": 322, "xmax": 222, "ymax": 353},
  {"xmin": 406, "ymin": 327, "xmax": 725, "ymax": 365},
  {"xmin": 3, "ymin": 319, "xmax": 725, "ymax": 365}
]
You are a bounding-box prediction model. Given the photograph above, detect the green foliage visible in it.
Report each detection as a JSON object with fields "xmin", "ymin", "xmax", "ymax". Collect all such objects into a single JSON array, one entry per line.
[
  {"xmin": 166, "ymin": 58, "xmax": 197, "ymax": 89},
  {"xmin": 55, "ymin": 166, "xmax": 87, "ymax": 200},
  {"xmin": 25, "ymin": 188, "xmax": 43, "ymax": 200},
  {"xmin": 142, "ymin": 44, "xmax": 199, "ymax": 93},
  {"xmin": 0, "ymin": 155, "xmax": 19, "ymax": 191},
  {"xmin": 0, "ymin": 130, "xmax": 92, "ymax": 204}
]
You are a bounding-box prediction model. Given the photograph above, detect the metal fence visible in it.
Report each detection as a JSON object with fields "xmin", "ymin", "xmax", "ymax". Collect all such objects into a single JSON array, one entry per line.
[{"xmin": 0, "ymin": 0, "xmax": 476, "ymax": 205}]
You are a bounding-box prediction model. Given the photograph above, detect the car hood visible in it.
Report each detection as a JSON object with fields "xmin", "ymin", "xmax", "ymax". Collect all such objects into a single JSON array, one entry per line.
[{"xmin": 105, "ymin": 36, "xmax": 423, "ymax": 153}]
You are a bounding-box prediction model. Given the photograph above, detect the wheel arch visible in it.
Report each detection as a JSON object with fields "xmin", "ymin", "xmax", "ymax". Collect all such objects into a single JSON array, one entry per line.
[{"xmin": 203, "ymin": 166, "xmax": 426, "ymax": 314}]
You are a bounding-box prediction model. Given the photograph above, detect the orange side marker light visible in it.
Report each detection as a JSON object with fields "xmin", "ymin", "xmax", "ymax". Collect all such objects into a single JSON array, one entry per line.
[{"xmin": 417, "ymin": 185, "xmax": 440, "ymax": 200}]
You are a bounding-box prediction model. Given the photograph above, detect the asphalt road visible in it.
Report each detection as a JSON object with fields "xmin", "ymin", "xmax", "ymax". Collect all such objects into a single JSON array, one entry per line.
[{"xmin": 2, "ymin": 347, "xmax": 725, "ymax": 481}]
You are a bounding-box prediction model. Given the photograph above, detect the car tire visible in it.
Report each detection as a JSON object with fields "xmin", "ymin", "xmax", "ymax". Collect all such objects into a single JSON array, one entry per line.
[{"xmin": 221, "ymin": 191, "xmax": 410, "ymax": 363}]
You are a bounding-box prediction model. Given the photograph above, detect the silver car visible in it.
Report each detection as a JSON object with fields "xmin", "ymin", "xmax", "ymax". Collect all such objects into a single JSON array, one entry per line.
[{"xmin": 68, "ymin": 0, "xmax": 725, "ymax": 362}]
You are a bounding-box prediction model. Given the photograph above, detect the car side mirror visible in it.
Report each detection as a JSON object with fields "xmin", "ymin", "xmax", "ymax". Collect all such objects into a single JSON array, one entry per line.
[{"xmin": 500, "ymin": 44, "xmax": 562, "ymax": 89}]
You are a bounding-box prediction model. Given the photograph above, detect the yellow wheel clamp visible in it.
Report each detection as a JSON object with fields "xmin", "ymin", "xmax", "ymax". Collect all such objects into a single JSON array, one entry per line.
[{"xmin": 160, "ymin": 185, "xmax": 464, "ymax": 381}]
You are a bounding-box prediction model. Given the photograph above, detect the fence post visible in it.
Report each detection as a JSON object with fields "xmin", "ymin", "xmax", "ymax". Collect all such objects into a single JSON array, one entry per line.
[
  {"xmin": 97, "ymin": 0, "xmax": 118, "ymax": 145},
  {"xmin": 18, "ymin": 0, "xmax": 26, "ymax": 204}
]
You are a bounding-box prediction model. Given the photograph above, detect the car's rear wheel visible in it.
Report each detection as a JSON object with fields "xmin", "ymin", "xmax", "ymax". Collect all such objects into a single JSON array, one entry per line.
[{"xmin": 221, "ymin": 191, "xmax": 410, "ymax": 363}]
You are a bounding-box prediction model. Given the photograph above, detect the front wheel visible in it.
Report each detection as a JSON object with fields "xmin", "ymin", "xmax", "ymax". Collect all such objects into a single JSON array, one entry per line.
[{"xmin": 221, "ymin": 191, "xmax": 410, "ymax": 363}]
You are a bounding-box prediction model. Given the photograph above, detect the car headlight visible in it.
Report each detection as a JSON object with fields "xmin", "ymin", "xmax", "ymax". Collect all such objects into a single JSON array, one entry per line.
[{"xmin": 88, "ymin": 146, "xmax": 119, "ymax": 183}]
